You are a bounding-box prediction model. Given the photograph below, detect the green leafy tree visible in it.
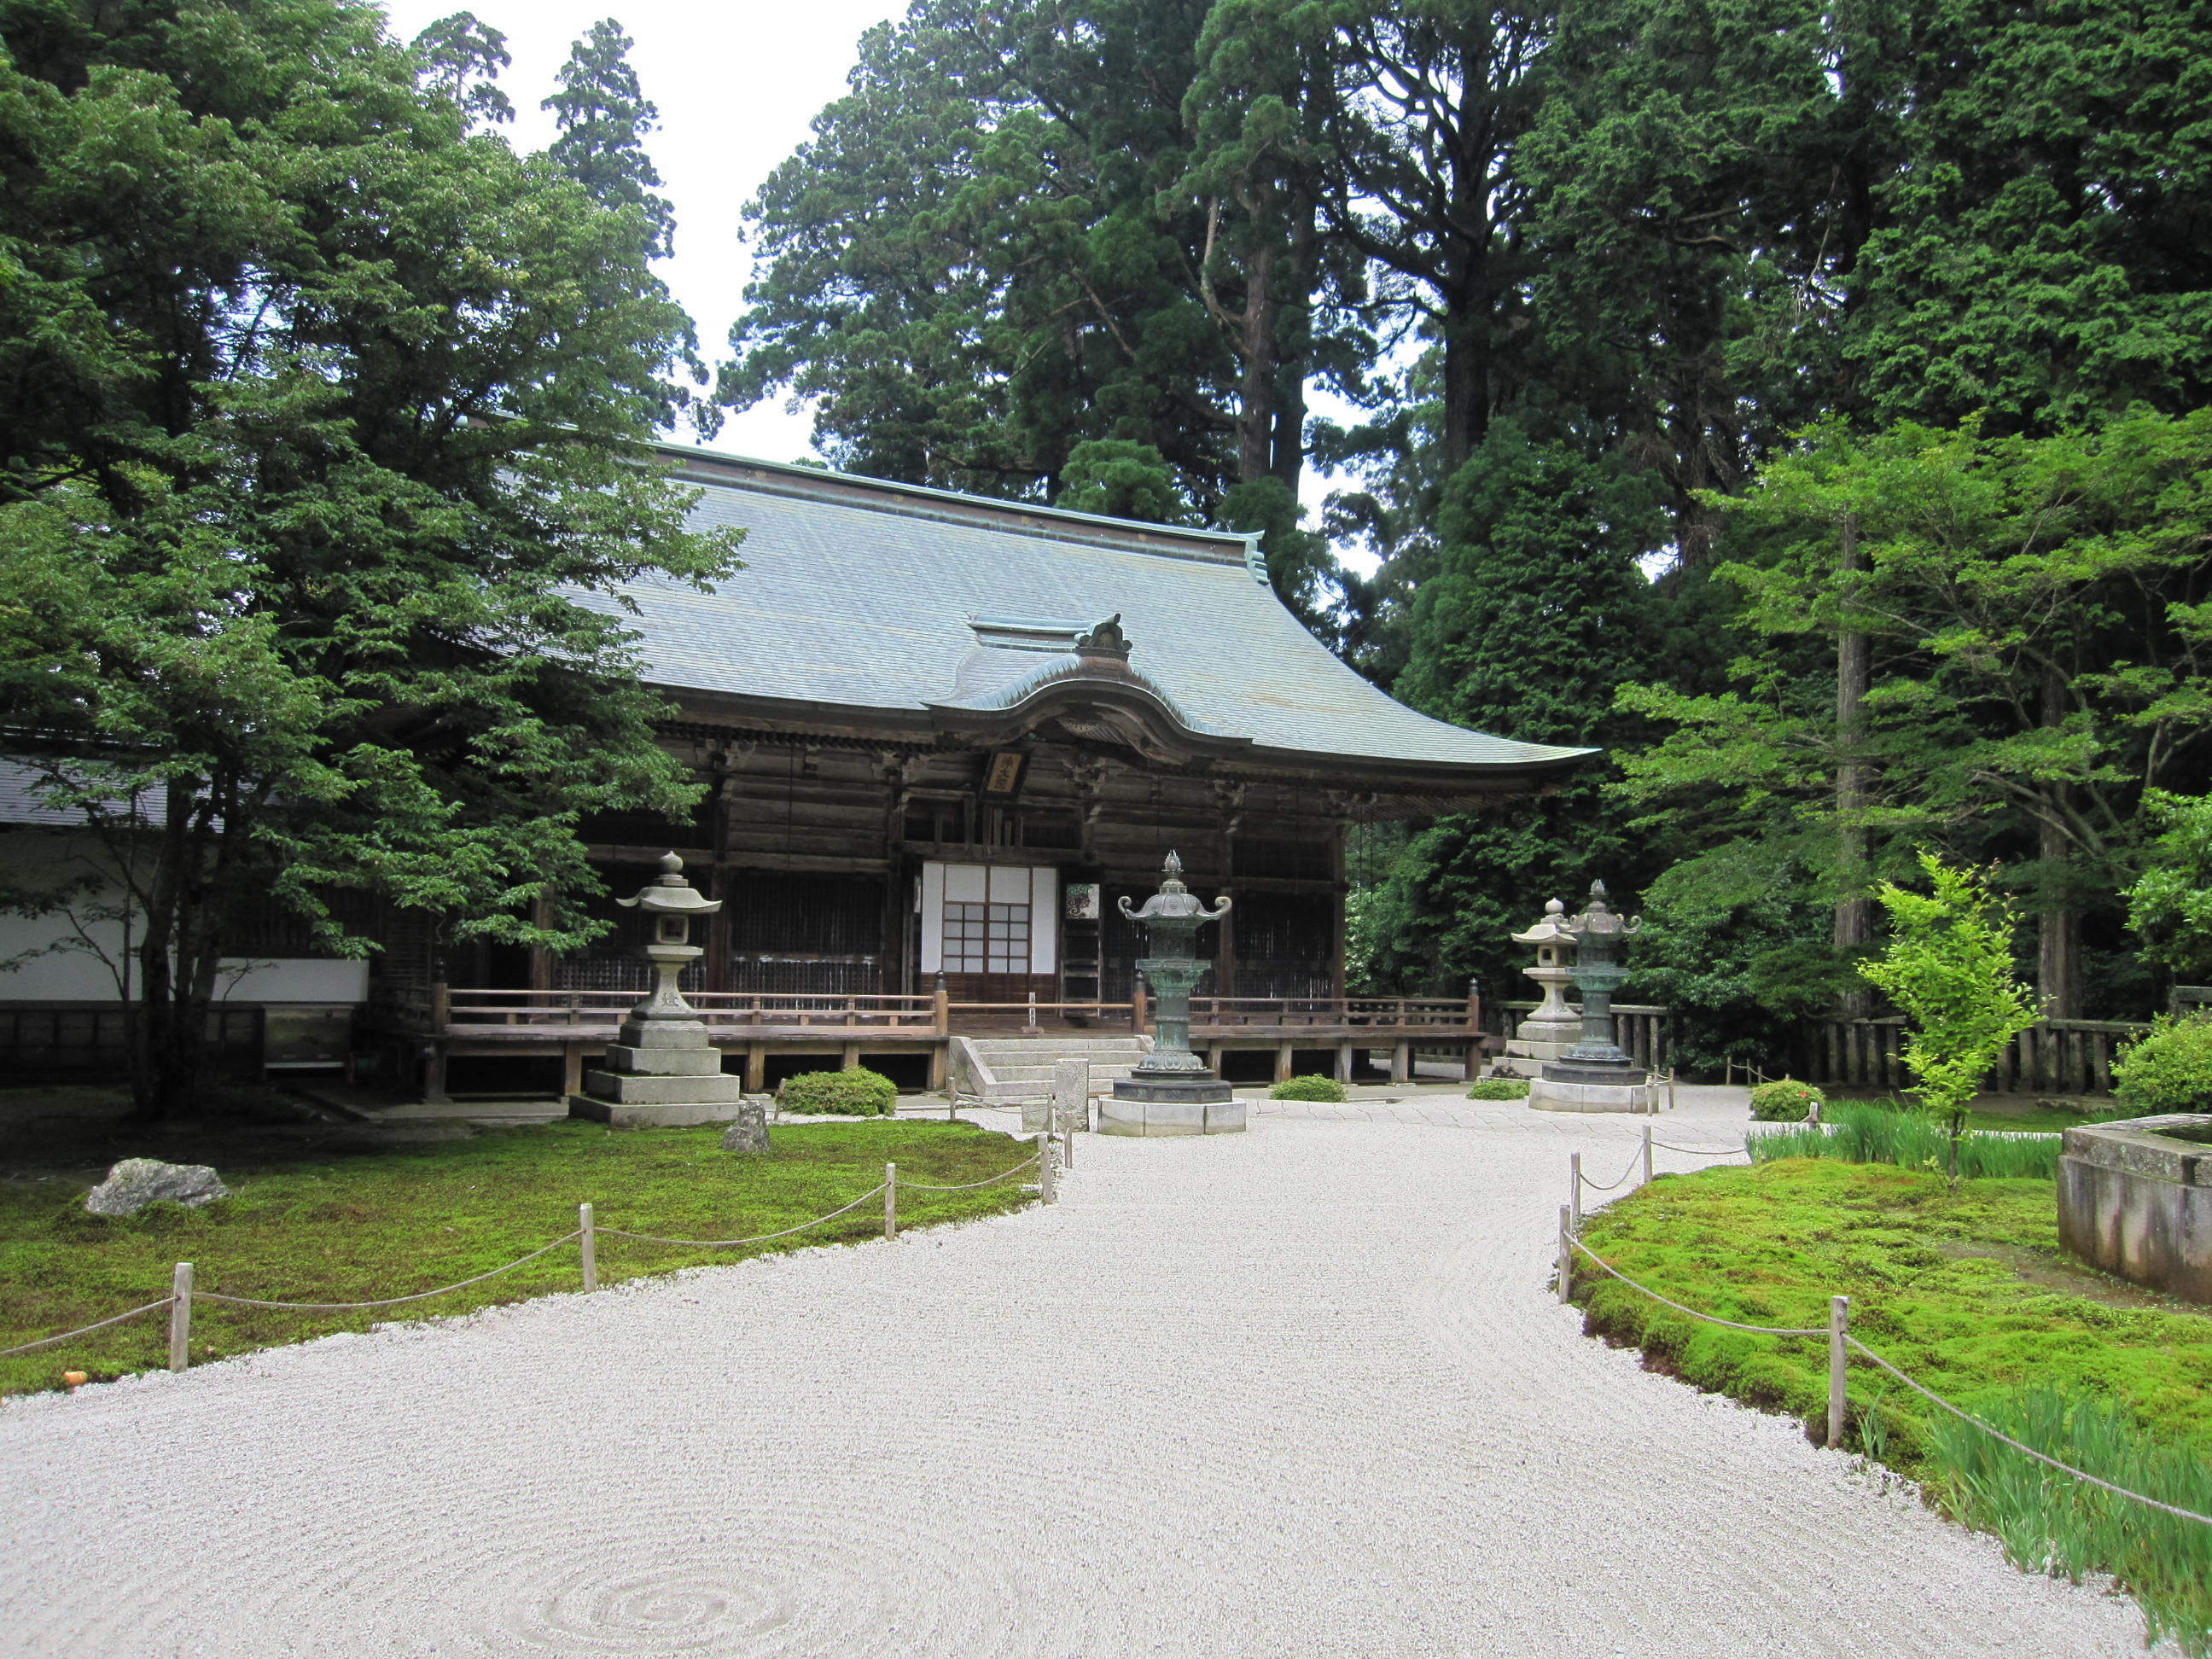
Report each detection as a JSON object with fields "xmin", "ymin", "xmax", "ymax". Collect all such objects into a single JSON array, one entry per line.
[
  {"xmin": 0, "ymin": 1, "xmax": 742, "ymax": 1116},
  {"xmin": 1621, "ymin": 410, "xmax": 2212, "ymax": 1020},
  {"xmin": 1057, "ymin": 439, "xmax": 1193, "ymax": 522},
  {"xmin": 1360, "ymin": 423, "xmax": 1668, "ymax": 995},
  {"xmin": 1847, "ymin": 0, "xmax": 2212, "ymax": 429},
  {"xmin": 2127, "ymin": 792, "xmax": 2212, "ymax": 987},
  {"xmin": 1858, "ymin": 852, "xmax": 2041, "ymax": 1173},
  {"xmin": 544, "ymin": 17, "xmax": 711, "ymax": 434}
]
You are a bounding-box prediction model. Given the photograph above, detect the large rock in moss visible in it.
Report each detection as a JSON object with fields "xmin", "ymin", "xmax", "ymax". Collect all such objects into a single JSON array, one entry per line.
[{"xmin": 84, "ymin": 1158, "xmax": 230, "ymax": 1218}]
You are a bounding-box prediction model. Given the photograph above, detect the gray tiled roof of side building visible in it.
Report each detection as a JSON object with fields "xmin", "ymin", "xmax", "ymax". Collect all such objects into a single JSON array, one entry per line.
[{"xmin": 608, "ymin": 451, "xmax": 1593, "ymax": 771}]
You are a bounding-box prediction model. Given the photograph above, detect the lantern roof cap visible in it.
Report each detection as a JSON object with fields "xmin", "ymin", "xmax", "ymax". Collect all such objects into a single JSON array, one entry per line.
[
  {"xmin": 1561, "ymin": 880, "xmax": 1639, "ymax": 938},
  {"xmin": 615, "ymin": 852, "xmax": 724, "ymax": 916},
  {"xmin": 1511, "ymin": 896, "xmax": 1575, "ymax": 946}
]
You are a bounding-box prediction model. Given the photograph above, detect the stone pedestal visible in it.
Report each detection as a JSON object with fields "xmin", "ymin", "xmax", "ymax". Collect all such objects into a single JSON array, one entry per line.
[
  {"xmin": 1528, "ymin": 1068, "xmax": 1653, "ymax": 1114},
  {"xmin": 571, "ymin": 971, "xmax": 750, "ymax": 1127},
  {"xmin": 1099, "ymin": 1073, "xmax": 1244, "ymax": 1137}
]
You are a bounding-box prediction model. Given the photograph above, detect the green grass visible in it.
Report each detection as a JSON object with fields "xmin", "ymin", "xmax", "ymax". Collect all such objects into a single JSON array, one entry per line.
[
  {"xmin": 1575, "ymin": 1160, "xmax": 2212, "ymax": 1651},
  {"xmin": 1819, "ymin": 1090, "xmax": 2136, "ymax": 1136},
  {"xmin": 1, "ymin": 1118, "xmax": 1036, "ymax": 1398},
  {"xmin": 1749, "ymin": 1101, "xmax": 2064, "ymax": 1179},
  {"xmin": 1930, "ymin": 1387, "xmax": 2212, "ymax": 1655}
]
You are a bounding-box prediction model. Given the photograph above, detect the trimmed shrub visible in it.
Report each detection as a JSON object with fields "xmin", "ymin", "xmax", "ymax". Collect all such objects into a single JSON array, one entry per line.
[
  {"xmin": 1270, "ymin": 1074, "xmax": 1347, "ymax": 1102},
  {"xmin": 2112, "ymin": 1013, "xmax": 2212, "ymax": 1115},
  {"xmin": 1468, "ymin": 1076, "xmax": 1531, "ymax": 1100},
  {"xmin": 1749, "ymin": 1077, "xmax": 1825, "ymax": 1121},
  {"xmin": 777, "ymin": 1068, "xmax": 899, "ymax": 1116}
]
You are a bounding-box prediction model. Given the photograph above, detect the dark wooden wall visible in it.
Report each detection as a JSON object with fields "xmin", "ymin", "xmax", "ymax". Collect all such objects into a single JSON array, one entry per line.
[{"xmin": 568, "ymin": 731, "xmax": 1348, "ymax": 1000}]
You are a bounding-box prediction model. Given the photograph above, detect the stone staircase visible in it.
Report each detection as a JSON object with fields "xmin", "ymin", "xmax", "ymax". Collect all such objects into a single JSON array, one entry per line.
[{"xmin": 949, "ymin": 1033, "xmax": 1152, "ymax": 1108}]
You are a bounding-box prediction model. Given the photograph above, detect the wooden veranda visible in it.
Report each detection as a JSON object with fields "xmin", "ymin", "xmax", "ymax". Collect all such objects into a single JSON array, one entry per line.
[{"xmin": 368, "ymin": 983, "xmax": 1495, "ymax": 1101}]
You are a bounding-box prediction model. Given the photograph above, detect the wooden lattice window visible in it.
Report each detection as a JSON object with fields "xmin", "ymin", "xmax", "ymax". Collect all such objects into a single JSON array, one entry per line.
[{"xmin": 945, "ymin": 900, "xmax": 1030, "ymax": 974}]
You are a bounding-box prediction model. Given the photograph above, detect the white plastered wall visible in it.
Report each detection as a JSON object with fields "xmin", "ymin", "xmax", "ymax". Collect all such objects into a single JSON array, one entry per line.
[{"xmin": 0, "ymin": 829, "xmax": 368, "ymax": 1004}]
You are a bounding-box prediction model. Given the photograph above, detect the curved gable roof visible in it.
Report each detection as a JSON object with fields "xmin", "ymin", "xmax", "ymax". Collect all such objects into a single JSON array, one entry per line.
[{"xmin": 614, "ymin": 447, "xmax": 1593, "ymax": 778}]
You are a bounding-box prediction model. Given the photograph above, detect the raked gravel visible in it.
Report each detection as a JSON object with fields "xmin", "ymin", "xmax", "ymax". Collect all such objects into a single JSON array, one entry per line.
[{"xmin": 0, "ymin": 1089, "xmax": 2163, "ymax": 1656}]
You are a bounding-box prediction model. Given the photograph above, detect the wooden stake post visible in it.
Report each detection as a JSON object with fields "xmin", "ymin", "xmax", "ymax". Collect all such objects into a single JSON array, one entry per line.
[{"xmin": 168, "ymin": 1261, "xmax": 193, "ymax": 1372}]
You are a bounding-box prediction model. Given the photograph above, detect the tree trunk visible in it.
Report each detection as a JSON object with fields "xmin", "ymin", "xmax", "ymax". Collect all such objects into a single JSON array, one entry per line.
[
  {"xmin": 2037, "ymin": 667, "xmax": 2081, "ymax": 1020},
  {"xmin": 1237, "ymin": 219, "xmax": 1278, "ymax": 484},
  {"xmin": 1833, "ymin": 513, "xmax": 1872, "ymax": 1016},
  {"xmin": 130, "ymin": 776, "xmax": 222, "ymax": 1120}
]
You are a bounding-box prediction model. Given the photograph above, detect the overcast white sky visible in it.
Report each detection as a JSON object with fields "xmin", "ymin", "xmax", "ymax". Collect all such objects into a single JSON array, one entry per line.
[{"xmin": 374, "ymin": 1, "xmax": 1363, "ymax": 559}]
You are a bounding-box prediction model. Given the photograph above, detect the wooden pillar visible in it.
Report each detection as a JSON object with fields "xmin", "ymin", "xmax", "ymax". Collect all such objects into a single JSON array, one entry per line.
[
  {"xmin": 744, "ymin": 1043, "xmax": 766, "ymax": 1093},
  {"xmin": 1335, "ymin": 1041, "xmax": 1353, "ymax": 1084},
  {"xmin": 1390, "ymin": 1040, "xmax": 1411, "ymax": 1085},
  {"xmin": 1275, "ymin": 1041, "xmax": 1294, "ymax": 1083},
  {"xmin": 928, "ymin": 1041, "xmax": 946, "ymax": 1091},
  {"xmin": 841, "ymin": 1041, "xmax": 860, "ymax": 1071},
  {"xmin": 422, "ymin": 1042, "xmax": 450, "ymax": 1103},
  {"xmin": 1132, "ymin": 980, "xmax": 1150, "ymax": 1035},
  {"xmin": 561, "ymin": 1043, "xmax": 584, "ymax": 1098},
  {"xmin": 1329, "ymin": 818, "xmax": 1349, "ymax": 1002},
  {"xmin": 933, "ymin": 974, "xmax": 950, "ymax": 1035}
]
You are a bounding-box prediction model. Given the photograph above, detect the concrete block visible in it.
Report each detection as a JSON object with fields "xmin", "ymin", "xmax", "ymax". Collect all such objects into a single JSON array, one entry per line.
[
  {"xmin": 1204, "ymin": 1098, "xmax": 1248, "ymax": 1135},
  {"xmin": 1529, "ymin": 1078, "xmax": 1651, "ymax": 1114},
  {"xmin": 1052, "ymin": 1058, "xmax": 1089, "ymax": 1132},
  {"xmin": 612, "ymin": 1019, "xmax": 711, "ymax": 1049},
  {"xmin": 567, "ymin": 1095, "xmax": 753, "ymax": 1128},
  {"xmin": 602, "ymin": 1045, "xmax": 724, "ymax": 1076},
  {"xmin": 580, "ymin": 1070, "xmax": 749, "ymax": 1107}
]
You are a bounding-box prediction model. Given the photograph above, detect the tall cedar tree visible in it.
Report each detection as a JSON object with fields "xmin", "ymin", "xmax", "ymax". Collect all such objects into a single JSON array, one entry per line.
[
  {"xmin": 721, "ymin": 0, "xmax": 1350, "ymax": 625},
  {"xmin": 1359, "ymin": 425, "xmax": 1668, "ymax": 997},
  {"xmin": 0, "ymin": 1, "xmax": 741, "ymax": 1115}
]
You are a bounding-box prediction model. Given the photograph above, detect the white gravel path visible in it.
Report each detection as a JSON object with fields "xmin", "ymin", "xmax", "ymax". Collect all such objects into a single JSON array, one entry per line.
[{"xmin": 0, "ymin": 1091, "xmax": 2159, "ymax": 1656}]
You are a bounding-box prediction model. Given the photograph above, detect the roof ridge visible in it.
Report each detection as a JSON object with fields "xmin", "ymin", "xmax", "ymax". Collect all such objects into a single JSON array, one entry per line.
[{"xmin": 655, "ymin": 442, "xmax": 1256, "ymax": 568}]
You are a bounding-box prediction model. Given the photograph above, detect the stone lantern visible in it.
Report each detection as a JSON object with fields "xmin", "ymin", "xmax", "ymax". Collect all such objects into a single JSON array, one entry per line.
[
  {"xmin": 569, "ymin": 853, "xmax": 755, "ymax": 1128},
  {"xmin": 1098, "ymin": 852, "xmax": 1244, "ymax": 1137},
  {"xmin": 1504, "ymin": 898, "xmax": 1582, "ymax": 1068},
  {"xmin": 1529, "ymin": 880, "xmax": 1650, "ymax": 1114}
]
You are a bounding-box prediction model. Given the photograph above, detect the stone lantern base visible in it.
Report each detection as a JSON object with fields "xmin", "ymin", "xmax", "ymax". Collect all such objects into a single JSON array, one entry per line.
[
  {"xmin": 567, "ymin": 1017, "xmax": 753, "ymax": 1128},
  {"xmin": 1529, "ymin": 1058, "xmax": 1654, "ymax": 1115},
  {"xmin": 1101, "ymin": 1072, "xmax": 1243, "ymax": 1137}
]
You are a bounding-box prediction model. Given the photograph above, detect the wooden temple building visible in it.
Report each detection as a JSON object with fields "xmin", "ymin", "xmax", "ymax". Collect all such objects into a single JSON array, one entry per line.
[
  {"xmin": 372, "ymin": 447, "xmax": 1592, "ymax": 1099},
  {"xmin": 0, "ymin": 445, "xmax": 1594, "ymax": 1095}
]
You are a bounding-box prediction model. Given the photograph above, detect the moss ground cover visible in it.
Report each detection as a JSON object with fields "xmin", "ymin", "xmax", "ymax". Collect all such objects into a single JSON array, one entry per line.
[
  {"xmin": 1575, "ymin": 1160, "xmax": 2212, "ymax": 1463},
  {"xmin": 1575, "ymin": 1160, "xmax": 2212, "ymax": 1650},
  {"xmin": 2, "ymin": 1118, "xmax": 1035, "ymax": 1398}
]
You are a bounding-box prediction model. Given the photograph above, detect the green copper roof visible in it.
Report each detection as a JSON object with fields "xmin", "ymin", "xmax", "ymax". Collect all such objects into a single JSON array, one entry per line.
[{"xmin": 614, "ymin": 447, "xmax": 1594, "ymax": 775}]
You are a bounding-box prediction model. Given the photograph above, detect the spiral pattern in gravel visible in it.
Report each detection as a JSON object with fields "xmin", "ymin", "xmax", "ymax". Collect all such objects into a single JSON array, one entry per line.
[{"xmin": 0, "ymin": 1088, "xmax": 2165, "ymax": 1656}]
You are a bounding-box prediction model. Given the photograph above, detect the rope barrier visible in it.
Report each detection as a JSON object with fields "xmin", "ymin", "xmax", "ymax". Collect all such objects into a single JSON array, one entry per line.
[
  {"xmin": 1649, "ymin": 1138, "xmax": 1750, "ymax": 1158},
  {"xmin": 1562, "ymin": 1230, "xmax": 2212, "ymax": 1529},
  {"xmin": 8, "ymin": 1144, "xmax": 1051, "ymax": 1372},
  {"xmin": 595, "ymin": 1185, "xmax": 890, "ymax": 1249},
  {"xmin": 1842, "ymin": 1339, "xmax": 2212, "ymax": 1528},
  {"xmin": 0, "ymin": 1298, "xmax": 174, "ymax": 1357},
  {"xmin": 1576, "ymin": 1146, "xmax": 1646, "ymax": 1193},
  {"xmin": 193, "ymin": 1233, "xmax": 585, "ymax": 1312},
  {"xmin": 1566, "ymin": 1237, "xmax": 1827, "ymax": 1336},
  {"xmin": 900, "ymin": 1152, "xmax": 1044, "ymax": 1192}
]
